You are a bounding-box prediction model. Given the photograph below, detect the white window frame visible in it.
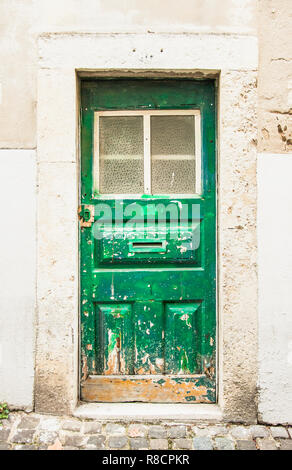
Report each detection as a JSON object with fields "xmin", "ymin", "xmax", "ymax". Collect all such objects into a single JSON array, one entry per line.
[{"xmin": 93, "ymin": 109, "xmax": 201, "ymax": 197}]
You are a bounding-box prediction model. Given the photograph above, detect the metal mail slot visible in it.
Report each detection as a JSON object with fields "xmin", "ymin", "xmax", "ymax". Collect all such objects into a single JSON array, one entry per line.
[{"xmin": 129, "ymin": 240, "xmax": 167, "ymax": 253}]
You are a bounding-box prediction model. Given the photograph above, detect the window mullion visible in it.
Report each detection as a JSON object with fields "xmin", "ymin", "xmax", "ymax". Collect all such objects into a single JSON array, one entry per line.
[{"xmin": 144, "ymin": 114, "xmax": 151, "ymax": 194}]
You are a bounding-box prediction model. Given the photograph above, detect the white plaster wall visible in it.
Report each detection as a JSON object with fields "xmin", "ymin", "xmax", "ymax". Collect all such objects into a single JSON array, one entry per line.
[
  {"xmin": 258, "ymin": 153, "xmax": 292, "ymax": 424},
  {"xmin": 0, "ymin": 0, "xmax": 257, "ymax": 148},
  {"xmin": 33, "ymin": 0, "xmax": 257, "ymax": 35},
  {"xmin": 0, "ymin": 150, "xmax": 36, "ymax": 409}
]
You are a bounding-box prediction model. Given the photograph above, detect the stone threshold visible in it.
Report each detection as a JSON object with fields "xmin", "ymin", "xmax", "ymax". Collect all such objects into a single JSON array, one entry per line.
[{"xmin": 74, "ymin": 403, "xmax": 223, "ymax": 422}]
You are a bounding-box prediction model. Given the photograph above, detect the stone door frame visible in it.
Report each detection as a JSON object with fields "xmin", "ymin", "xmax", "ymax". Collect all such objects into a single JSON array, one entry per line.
[{"xmin": 35, "ymin": 32, "xmax": 258, "ymax": 422}]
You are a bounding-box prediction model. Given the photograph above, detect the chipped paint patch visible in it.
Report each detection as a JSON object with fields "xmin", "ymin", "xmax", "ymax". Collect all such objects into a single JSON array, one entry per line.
[{"xmin": 82, "ymin": 374, "xmax": 214, "ymax": 403}]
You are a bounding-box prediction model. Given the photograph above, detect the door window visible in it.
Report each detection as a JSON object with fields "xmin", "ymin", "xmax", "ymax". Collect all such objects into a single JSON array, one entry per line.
[{"xmin": 94, "ymin": 110, "xmax": 201, "ymax": 196}]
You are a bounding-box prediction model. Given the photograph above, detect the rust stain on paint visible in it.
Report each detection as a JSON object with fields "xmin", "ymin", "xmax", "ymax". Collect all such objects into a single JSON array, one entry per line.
[{"xmin": 78, "ymin": 204, "xmax": 94, "ymax": 228}]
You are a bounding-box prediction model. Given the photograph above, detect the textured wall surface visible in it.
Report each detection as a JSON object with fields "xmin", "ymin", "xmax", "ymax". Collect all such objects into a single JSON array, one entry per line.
[
  {"xmin": 258, "ymin": 0, "xmax": 292, "ymax": 153},
  {"xmin": 0, "ymin": 1, "xmax": 36, "ymax": 147},
  {"xmin": 218, "ymin": 70, "xmax": 258, "ymax": 423}
]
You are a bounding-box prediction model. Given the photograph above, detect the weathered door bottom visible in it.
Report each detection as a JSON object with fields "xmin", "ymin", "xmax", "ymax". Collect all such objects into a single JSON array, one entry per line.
[{"xmin": 81, "ymin": 375, "xmax": 215, "ymax": 403}]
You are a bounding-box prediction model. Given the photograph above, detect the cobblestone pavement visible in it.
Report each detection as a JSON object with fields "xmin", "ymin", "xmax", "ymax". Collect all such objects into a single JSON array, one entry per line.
[{"xmin": 0, "ymin": 412, "xmax": 292, "ymax": 450}]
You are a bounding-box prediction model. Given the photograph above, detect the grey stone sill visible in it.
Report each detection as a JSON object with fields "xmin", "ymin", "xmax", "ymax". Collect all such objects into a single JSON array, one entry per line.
[{"xmin": 74, "ymin": 403, "xmax": 223, "ymax": 422}]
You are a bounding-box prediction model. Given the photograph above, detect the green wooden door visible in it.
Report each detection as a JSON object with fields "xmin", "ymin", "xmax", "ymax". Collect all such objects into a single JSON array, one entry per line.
[{"xmin": 80, "ymin": 79, "xmax": 216, "ymax": 403}]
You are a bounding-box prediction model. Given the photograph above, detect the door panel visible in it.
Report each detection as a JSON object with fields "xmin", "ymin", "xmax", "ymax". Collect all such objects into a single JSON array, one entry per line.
[
  {"xmin": 96, "ymin": 304, "xmax": 134, "ymax": 375},
  {"xmin": 165, "ymin": 303, "xmax": 201, "ymax": 375},
  {"xmin": 80, "ymin": 79, "xmax": 216, "ymax": 403}
]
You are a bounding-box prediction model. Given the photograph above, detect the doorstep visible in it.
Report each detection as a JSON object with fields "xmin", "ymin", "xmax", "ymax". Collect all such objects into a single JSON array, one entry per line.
[{"xmin": 74, "ymin": 403, "xmax": 223, "ymax": 422}]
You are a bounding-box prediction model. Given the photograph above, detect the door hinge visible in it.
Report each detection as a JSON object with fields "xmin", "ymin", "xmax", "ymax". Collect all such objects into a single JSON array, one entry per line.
[{"xmin": 78, "ymin": 204, "xmax": 95, "ymax": 228}]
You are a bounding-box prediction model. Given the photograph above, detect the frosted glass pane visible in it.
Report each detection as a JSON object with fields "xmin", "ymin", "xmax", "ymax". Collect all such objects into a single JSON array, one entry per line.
[
  {"xmin": 99, "ymin": 116, "xmax": 144, "ymax": 194},
  {"xmin": 151, "ymin": 115, "xmax": 196, "ymax": 194}
]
